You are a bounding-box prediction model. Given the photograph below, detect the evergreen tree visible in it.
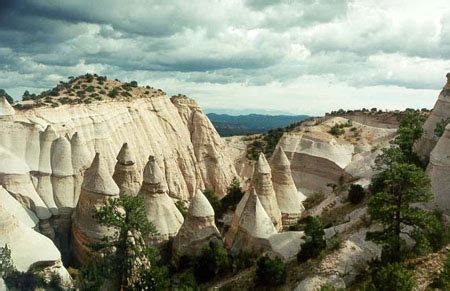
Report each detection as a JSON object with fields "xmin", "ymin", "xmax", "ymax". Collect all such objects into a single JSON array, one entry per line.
[
  {"xmin": 221, "ymin": 178, "xmax": 245, "ymax": 212},
  {"xmin": 297, "ymin": 216, "xmax": 326, "ymax": 262},
  {"xmin": 0, "ymin": 244, "xmax": 15, "ymax": 278},
  {"xmin": 372, "ymin": 263, "xmax": 416, "ymax": 291},
  {"xmin": 79, "ymin": 195, "xmax": 168, "ymax": 290}
]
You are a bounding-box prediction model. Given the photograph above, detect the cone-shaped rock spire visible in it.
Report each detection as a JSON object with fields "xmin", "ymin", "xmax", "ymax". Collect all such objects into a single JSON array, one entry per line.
[
  {"xmin": 271, "ymin": 147, "xmax": 305, "ymax": 226},
  {"xmin": 0, "ymin": 95, "xmax": 14, "ymax": 119},
  {"xmin": 138, "ymin": 155, "xmax": 183, "ymax": 245},
  {"xmin": 229, "ymin": 189, "xmax": 277, "ymax": 254},
  {"xmin": 72, "ymin": 153, "xmax": 120, "ymax": 265},
  {"xmin": 71, "ymin": 132, "xmax": 92, "ymax": 172},
  {"xmin": 172, "ymin": 190, "xmax": 221, "ymax": 264},
  {"xmin": 427, "ymin": 124, "xmax": 450, "ymax": 214},
  {"xmin": 251, "ymin": 153, "xmax": 283, "ymax": 230},
  {"xmin": 414, "ymin": 73, "xmax": 450, "ymax": 161},
  {"xmin": 113, "ymin": 143, "xmax": 141, "ymax": 196}
]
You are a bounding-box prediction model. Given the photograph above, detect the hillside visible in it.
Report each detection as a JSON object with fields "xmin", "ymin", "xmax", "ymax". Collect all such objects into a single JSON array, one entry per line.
[{"xmin": 207, "ymin": 113, "xmax": 311, "ymax": 136}]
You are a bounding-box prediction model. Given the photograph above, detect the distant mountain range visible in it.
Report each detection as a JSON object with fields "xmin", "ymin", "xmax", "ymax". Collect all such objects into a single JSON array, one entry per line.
[{"xmin": 207, "ymin": 113, "xmax": 311, "ymax": 137}]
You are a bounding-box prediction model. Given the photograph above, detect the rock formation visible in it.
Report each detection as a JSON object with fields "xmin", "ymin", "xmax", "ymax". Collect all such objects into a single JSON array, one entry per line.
[
  {"xmin": 138, "ymin": 156, "xmax": 184, "ymax": 245},
  {"xmin": 227, "ymin": 190, "xmax": 277, "ymax": 254},
  {"xmin": 414, "ymin": 73, "xmax": 450, "ymax": 161},
  {"xmin": 112, "ymin": 142, "xmax": 141, "ymax": 196},
  {"xmin": 270, "ymin": 147, "xmax": 305, "ymax": 226},
  {"xmin": 0, "ymin": 199, "xmax": 71, "ymax": 285},
  {"xmin": 277, "ymin": 117, "xmax": 396, "ymax": 195},
  {"xmin": 0, "ymin": 95, "xmax": 14, "ymax": 121},
  {"xmin": 70, "ymin": 132, "xmax": 92, "ymax": 204},
  {"xmin": 172, "ymin": 190, "xmax": 221, "ymax": 264},
  {"xmin": 72, "ymin": 153, "xmax": 120, "ymax": 265},
  {"xmin": 171, "ymin": 95, "xmax": 237, "ymax": 197},
  {"xmin": 251, "ymin": 153, "xmax": 283, "ymax": 230},
  {"xmin": 426, "ymin": 124, "xmax": 450, "ymax": 214}
]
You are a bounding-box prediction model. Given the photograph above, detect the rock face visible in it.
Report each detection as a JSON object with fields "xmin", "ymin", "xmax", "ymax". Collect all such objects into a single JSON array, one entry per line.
[
  {"xmin": 172, "ymin": 190, "xmax": 221, "ymax": 264},
  {"xmin": 138, "ymin": 156, "xmax": 184, "ymax": 245},
  {"xmin": 251, "ymin": 153, "xmax": 283, "ymax": 230},
  {"xmin": 171, "ymin": 96, "xmax": 237, "ymax": 197},
  {"xmin": 112, "ymin": 143, "xmax": 141, "ymax": 196},
  {"xmin": 227, "ymin": 190, "xmax": 278, "ymax": 254},
  {"xmin": 426, "ymin": 124, "xmax": 450, "ymax": 214},
  {"xmin": 414, "ymin": 73, "xmax": 450, "ymax": 162},
  {"xmin": 72, "ymin": 153, "xmax": 120, "ymax": 265},
  {"xmin": 277, "ymin": 117, "xmax": 396, "ymax": 195},
  {"xmin": 270, "ymin": 147, "xmax": 305, "ymax": 226}
]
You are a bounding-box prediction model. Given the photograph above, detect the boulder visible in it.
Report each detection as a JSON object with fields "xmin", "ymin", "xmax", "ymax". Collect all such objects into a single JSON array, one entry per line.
[
  {"xmin": 270, "ymin": 147, "xmax": 305, "ymax": 226},
  {"xmin": 72, "ymin": 153, "xmax": 120, "ymax": 265},
  {"xmin": 251, "ymin": 153, "xmax": 283, "ymax": 230},
  {"xmin": 112, "ymin": 142, "xmax": 141, "ymax": 196},
  {"xmin": 138, "ymin": 155, "xmax": 184, "ymax": 245},
  {"xmin": 172, "ymin": 190, "xmax": 221, "ymax": 264}
]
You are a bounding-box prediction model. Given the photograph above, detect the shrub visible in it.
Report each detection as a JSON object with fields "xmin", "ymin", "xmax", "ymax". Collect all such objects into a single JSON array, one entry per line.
[
  {"xmin": 329, "ymin": 124, "xmax": 345, "ymax": 136},
  {"xmin": 348, "ymin": 184, "xmax": 365, "ymax": 204},
  {"xmin": 434, "ymin": 118, "xmax": 450, "ymax": 138},
  {"xmin": 86, "ymin": 85, "xmax": 95, "ymax": 93},
  {"xmin": 108, "ymin": 89, "xmax": 119, "ymax": 98},
  {"xmin": 203, "ymin": 189, "xmax": 222, "ymax": 219},
  {"xmin": 297, "ymin": 216, "xmax": 326, "ymax": 262},
  {"xmin": 175, "ymin": 200, "xmax": 188, "ymax": 218},
  {"xmin": 255, "ymin": 256, "xmax": 287, "ymax": 287},
  {"xmin": 221, "ymin": 178, "xmax": 245, "ymax": 213},
  {"xmin": 372, "ymin": 263, "xmax": 416, "ymax": 291},
  {"xmin": 193, "ymin": 241, "xmax": 231, "ymax": 283},
  {"xmin": 130, "ymin": 81, "xmax": 138, "ymax": 87}
]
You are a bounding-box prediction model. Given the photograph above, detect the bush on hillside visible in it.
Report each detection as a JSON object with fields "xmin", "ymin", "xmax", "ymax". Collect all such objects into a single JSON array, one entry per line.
[
  {"xmin": 372, "ymin": 263, "xmax": 416, "ymax": 291},
  {"xmin": 348, "ymin": 184, "xmax": 365, "ymax": 204},
  {"xmin": 255, "ymin": 256, "xmax": 287, "ymax": 287},
  {"xmin": 193, "ymin": 241, "xmax": 231, "ymax": 283},
  {"xmin": 297, "ymin": 216, "xmax": 326, "ymax": 262}
]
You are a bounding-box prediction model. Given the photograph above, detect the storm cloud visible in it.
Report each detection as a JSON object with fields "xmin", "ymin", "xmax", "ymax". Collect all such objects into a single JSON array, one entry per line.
[{"xmin": 0, "ymin": 0, "xmax": 448, "ymax": 114}]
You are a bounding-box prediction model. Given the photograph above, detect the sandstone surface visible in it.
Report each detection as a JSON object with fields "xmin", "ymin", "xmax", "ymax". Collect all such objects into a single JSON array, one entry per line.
[{"xmin": 112, "ymin": 142, "xmax": 141, "ymax": 196}]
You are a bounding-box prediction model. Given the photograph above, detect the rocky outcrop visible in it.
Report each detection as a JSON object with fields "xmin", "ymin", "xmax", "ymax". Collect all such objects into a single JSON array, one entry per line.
[
  {"xmin": 270, "ymin": 147, "xmax": 305, "ymax": 226},
  {"xmin": 426, "ymin": 124, "xmax": 450, "ymax": 214},
  {"xmin": 72, "ymin": 153, "xmax": 120, "ymax": 265},
  {"xmin": 227, "ymin": 190, "xmax": 277, "ymax": 254},
  {"xmin": 172, "ymin": 190, "xmax": 221, "ymax": 264},
  {"xmin": 414, "ymin": 73, "xmax": 450, "ymax": 162},
  {"xmin": 277, "ymin": 117, "xmax": 396, "ymax": 195},
  {"xmin": 112, "ymin": 143, "xmax": 141, "ymax": 196},
  {"xmin": 171, "ymin": 95, "xmax": 237, "ymax": 196},
  {"xmin": 138, "ymin": 156, "xmax": 184, "ymax": 245},
  {"xmin": 251, "ymin": 153, "xmax": 283, "ymax": 230}
]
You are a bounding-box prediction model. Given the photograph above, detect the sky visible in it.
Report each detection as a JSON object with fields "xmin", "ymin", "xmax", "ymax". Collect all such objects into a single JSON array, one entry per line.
[{"xmin": 0, "ymin": 0, "xmax": 449, "ymax": 115}]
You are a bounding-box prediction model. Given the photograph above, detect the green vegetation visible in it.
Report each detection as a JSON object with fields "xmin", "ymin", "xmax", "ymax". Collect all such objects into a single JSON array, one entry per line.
[
  {"xmin": 203, "ymin": 188, "xmax": 222, "ymax": 220},
  {"xmin": 0, "ymin": 89, "xmax": 13, "ymax": 104},
  {"xmin": 328, "ymin": 120, "xmax": 353, "ymax": 137},
  {"xmin": 220, "ymin": 178, "xmax": 245, "ymax": 213},
  {"xmin": 434, "ymin": 117, "xmax": 450, "ymax": 138},
  {"xmin": 175, "ymin": 200, "xmax": 189, "ymax": 218},
  {"xmin": 347, "ymin": 184, "xmax": 365, "ymax": 204},
  {"xmin": 0, "ymin": 244, "xmax": 14, "ymax": 278},
  {"xmin": 193, "ymin": 241, "xmax": 231, "ymax": 283},
  {"xmin": 297, "ymin": 216, "xmax": 326, "ymax": 262},
  {"xmin": 367, "ymin": 109, "xmax": 441, "ymax": 263},
  {"xmin": 255, "ymin": 256, "xmax": 287, "ymax": 287},
  {"xmin": 371, "ymin": 263, "xmax": 416, "ymax": 291},
  {"xmin": 302, "ymin": 192, "xmax": 325, "ymax": 209},
  {"xmin": 78, "ymin": 195, "xmax": 169, "ymax": 290}
]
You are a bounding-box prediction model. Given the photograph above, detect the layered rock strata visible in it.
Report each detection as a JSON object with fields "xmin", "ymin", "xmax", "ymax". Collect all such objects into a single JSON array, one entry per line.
[
  {"xmin": 251, "ymin": 153, "xmax": 283, "ymax": 230},
  {"xmin": 270, "ymin": 147, "xmax": 305, "ymax": 226},
  {"xmin": 414, "ymin": 73, "xmax": 450, "ymax": 161},
  {"xmin": 112, "ymin": 142, "xmax": 141, "ymax": 196},
  {"xmin": 172, "ymin": 190, "xmax": 221, "ymax": 264},
  {"xmin": 138, "ymin": 156, "xmax": 184, "ymax": 245},
  {"xmin": 72, "ymin": 153, "xmax": 120, "ymax": 265}
]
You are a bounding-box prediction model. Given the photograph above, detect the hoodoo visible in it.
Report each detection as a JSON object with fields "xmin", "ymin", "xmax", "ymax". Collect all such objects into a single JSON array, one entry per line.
[
  {"xmin": 0, "ymin": 95, "xmax": 14, "ymax": 120},
  {"xmin": 251, "ymin": 153, "xmax": 283, "ymax": 230},
  {"xmin": 72, "ymin": 153, "xmax": 120, "ymax": 265},
  {"xmin": 138, "ymin": 155, "xmax": 184, "ymax": 245},
  {"xmin": 70, "ymin": 132, "xmax": 92, "ymax": 204},
  {"xmin": 270, "ymin": 147, "xmax": 305, "ymax": 226},
  {"xmin": 414, "ymin": 73, "xmax": 450, "ymax": 161},
  {"xmin": 172, "ymin": 189, "xmax": 221, "ymax": 264},
  {"xmin": 426, "ymin": 123, "xmax": 450, "ymax": 214},
  {"xmin": 229, "ymin": 189, "xmax": 277, "ymax": 254},
  {"xmin": 112, "ymin": 142, "xmax": 141, "ymax": 196}
]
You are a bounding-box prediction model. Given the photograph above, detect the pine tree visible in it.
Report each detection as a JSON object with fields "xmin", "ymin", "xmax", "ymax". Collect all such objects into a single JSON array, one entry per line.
[{"xmin": 79, "ymin": 195, "xmax": 168, "ymax": 290}]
